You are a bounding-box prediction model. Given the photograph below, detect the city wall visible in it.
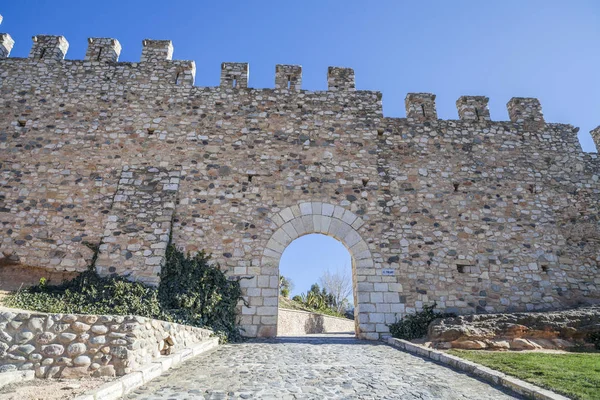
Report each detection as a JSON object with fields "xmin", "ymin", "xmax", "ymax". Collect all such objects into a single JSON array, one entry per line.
[{"xmin": 0, "ymin": 30, "xmax": 599, "ymax": 339}]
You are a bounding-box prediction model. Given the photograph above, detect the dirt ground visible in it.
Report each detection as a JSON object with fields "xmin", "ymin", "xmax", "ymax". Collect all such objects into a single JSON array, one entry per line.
[{"xmin": 0, "ymin": 377, "xmax": 113, "ymax": 400}]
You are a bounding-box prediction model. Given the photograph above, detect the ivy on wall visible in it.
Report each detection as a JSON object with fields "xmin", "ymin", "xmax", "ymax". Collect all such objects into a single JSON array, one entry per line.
[{"xmin": 5, "ymin": 245, "xmax": 244, "ymax": 342}]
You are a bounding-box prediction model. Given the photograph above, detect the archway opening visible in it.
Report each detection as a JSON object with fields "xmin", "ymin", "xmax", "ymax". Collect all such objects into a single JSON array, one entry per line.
[{"xmin": 277, "ymin": 233, "xmax": 357, "ymax": 337}]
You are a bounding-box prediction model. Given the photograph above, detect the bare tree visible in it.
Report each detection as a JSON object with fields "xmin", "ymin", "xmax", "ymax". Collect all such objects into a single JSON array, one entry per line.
[{"xmin": 319, "ymin": 267, "xmax": 353, "ymax": 313}]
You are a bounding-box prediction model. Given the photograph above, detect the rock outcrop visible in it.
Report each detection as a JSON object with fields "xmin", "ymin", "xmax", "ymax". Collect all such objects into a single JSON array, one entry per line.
[{"xmin": 428, "ymin": 306, "xmax": 600, "ymax": 350}]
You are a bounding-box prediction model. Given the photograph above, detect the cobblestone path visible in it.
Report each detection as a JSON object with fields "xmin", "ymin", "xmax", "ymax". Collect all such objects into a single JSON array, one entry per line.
[{"xmin": 126, "ymin": 337, "xmax": 519, "ymax": 400}]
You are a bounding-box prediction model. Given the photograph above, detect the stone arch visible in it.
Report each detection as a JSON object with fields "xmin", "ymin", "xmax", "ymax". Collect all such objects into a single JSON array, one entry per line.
[{"xmin": 257, "ymin": 202, "xmax": 374, "ymax": 338}]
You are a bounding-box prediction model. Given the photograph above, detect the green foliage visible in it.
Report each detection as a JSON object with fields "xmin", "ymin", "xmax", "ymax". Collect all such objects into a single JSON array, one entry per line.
[
  {"xmin": 5, "ymin": 245, "xmax": 244, "ymax": 342},
  {"xmin": 279, "ymin": 275, "xmax": 293, "ymax": 298},
  {"xmin": 449, "ymin": 350, "xmax": 600, "ymax": 400},
  {"xmin": 158, "ymin": 245, "xmax": 244, "ymax": 342},
  {"xmin": 588, "ymin": 332, "xmax": 600, "ymax": 350},
  {"xmin": 290, "ymin": 283, "xmax": 346, "ymax": 318},
  {"xmin": 388, "ymin": 302, "xmax": 456, "ymax": 340},
  {"xmin": 6, "ymin": 269, "xmax": 165, "ymax": 317},
  {"xmin": 279, "ymin": 295, "xmax": 349, "ymax": 319},
  {"xmin": 38, "ymin": 277, "xmax": 47, "ymax": 289}
]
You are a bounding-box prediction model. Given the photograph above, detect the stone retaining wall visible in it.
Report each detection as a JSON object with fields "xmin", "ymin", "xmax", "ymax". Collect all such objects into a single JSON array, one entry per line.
[
  {"xmin": 277, "ymin": 308, "xmax": 355, "ymax": 336},
  {"xmin": 0, "ymin": 307, "xmax": 212, "ymax": 378},
  {"xmin": 427, "ymin": 305, "xmax": 600, "ymax": 350}
]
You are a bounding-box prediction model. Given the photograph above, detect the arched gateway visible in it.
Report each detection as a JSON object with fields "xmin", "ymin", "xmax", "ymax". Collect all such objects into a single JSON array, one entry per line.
[{"xmin": 253, "ymin": 202, "xmax": 375, "ymax": 339}]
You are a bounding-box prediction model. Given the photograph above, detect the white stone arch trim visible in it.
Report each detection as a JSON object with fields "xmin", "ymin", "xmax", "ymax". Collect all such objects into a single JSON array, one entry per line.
[{"xmin": 261, "ymin": 202, "xmax": 373, "ymax": 270}]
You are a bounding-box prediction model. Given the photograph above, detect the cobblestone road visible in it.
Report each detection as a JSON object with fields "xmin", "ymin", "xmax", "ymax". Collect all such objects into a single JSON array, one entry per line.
[{"xmin": 126, "ymin": 336, "xmax": 519, "ymax": 400}]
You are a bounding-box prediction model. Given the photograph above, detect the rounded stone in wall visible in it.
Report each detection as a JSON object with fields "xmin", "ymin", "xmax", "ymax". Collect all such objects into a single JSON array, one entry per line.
[
  {"xmin": 91, "ymin": 325, "xmax": 109, "ymax": 334},
  {"xmin": 41, "ymin": 344, "xmax": 64, "ymax": 356},
  {"xmin": 36, "ymin": 332, "xmax": 56, "ymax": 344},
  {"xmin": 73, "ymin": 355, "xmax": 91, "ymax": 366},
  {"xmin": 58, "ymin": 332, "xmax": 77, "ymax": 343},
  {"xmin": 28, "ymin": 318, "xmax": 45, "ymax": 333},
  {"xmin": 71, "ymin": 322, "xmax": 91, "ymax": 332},
  {"xmin": 67, "ymin": 342, "xmax": 87, "ymax": 357}
]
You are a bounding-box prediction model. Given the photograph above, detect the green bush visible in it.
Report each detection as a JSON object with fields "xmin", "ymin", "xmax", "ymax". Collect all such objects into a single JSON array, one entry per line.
[
  {"xmin": 388, "ymin": 302, "xmax": 456, "ymax": 340},
  {"xmin": 5, "ymin": 269, "xmax": 165, "ymax": 317},
  {"xmin": 587, "ymin": 332, "xmax": 600, "ymax": 350},
  {"xmin": 290, "ymin": 284, "xmax": 347, "ymax": 318},
  {"xmin": 5, "ymin": 245, "xmax": 243, "ymax": 342},
  {"xmin": 158, "ymin": 245, "xmax": 244, "ymax": 342}
]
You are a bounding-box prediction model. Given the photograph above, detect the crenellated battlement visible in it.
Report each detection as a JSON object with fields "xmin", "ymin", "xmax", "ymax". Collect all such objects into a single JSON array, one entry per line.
[
  {"xmin": 221, "ymin": 62, "xmax": 249, "ymax": 88},
  {"xmin": 140, "ymin": 39, "xmax": 173, "ymax": 62},
  {"xmin": 0, "ymin": 33, "xmax": 13, "ymax": 58},
  {"xmin": 85, "ymin": 37, "xmax": 121, "ymax": 62},
  {"xmin": 507, "ymin": 97, "xmax": 545, "ymax": 126},
  {"xmin": 275, "ymin": 64, "xmax": 302, "ymax": 90},
  {"xmin": 29, "ymin": 35, "xmax": 69, "ymax": 60},
  {"xmin": 405, "ymin": 93, "xmax": 437, "ymax": 122},
  {"xmin": 456, "ymin": 96, "xmax": 490, "ymax": 121},
  {"xmin": 327, "ymin": 67, "xmax": 355, "ymax": 91},
  {"xmin": 0, "ymin": 28, "xmax": 594, "ymax": 139}
]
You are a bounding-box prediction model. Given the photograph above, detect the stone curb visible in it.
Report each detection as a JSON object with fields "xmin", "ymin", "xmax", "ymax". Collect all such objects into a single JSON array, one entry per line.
[
  {"xmin": 0, "ymin": 370, "xmax": 35, "ymax": 389},
  {"xmin": 387, "ymin": 338, "xmax": 570, "ymax": 400},
  {"xmin": 73, "ymin": 337, "xmax": 219, "ymax": 400}
]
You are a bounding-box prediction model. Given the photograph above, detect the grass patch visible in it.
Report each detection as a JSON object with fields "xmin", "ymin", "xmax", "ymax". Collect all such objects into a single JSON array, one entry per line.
[{"xmin": 448, "ymin": 350, "xmax": 600, "ymax": 400}]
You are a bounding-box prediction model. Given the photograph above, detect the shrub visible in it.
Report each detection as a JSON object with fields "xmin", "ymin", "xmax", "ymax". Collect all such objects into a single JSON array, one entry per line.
[
  {"xmin": 587, "ymin": 332, "xmax": 600, "ymax": 350},
  {"xmin": 5, "ymin": 245, "xmax": 244, "ymax": 342},
  {"xmin": 158, "ymin": 245, "xmax": 244, "ymax": 342},
  {"xmin": 6, "ymin": 269, "xmax": 165, "ymax": 318},
  {"xmin": 388, "ymin": 302, "xmax": 456, "ymax": 340}
]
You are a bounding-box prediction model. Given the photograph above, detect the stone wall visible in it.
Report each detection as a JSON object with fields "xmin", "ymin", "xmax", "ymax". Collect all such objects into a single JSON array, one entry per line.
[
  {"xmin": 0, "ymin": 307, "xmax": 212, "ymax": 378},
  {"xmin": 0, "ymin": 26, "xmax": 599, "ymax": 340},
  {"xmin": 277, "ymin": 308, "xmax": 355, "ymax": 336},
  {"xmin": 427, "ymin": 306, "xmax": 600, "ymax": 351}
]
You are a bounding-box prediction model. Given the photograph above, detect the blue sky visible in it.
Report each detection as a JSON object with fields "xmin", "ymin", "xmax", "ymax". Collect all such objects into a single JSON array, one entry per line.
[{"xmin": 2, "ymin": 1, "xmax": 599, "ymax": 297}]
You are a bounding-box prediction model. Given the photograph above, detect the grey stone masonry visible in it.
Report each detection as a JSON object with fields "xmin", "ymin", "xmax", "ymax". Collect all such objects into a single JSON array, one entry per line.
[
  {"xmin": 275, "ymin": 64, "xmax": 302, "ymax": 90},
  {"xmin": 0, "ymin": 15, "xmax": 13, "ymax": 59},
  {"xmin": 507, "ymin": 97, "xmax": 545, "ymax": 125},
  {"xmin": 85, "ymin": 38, "xmax": 122, "ymax": 63},
  {"xmin": 0, "ymin": 307, "xmax": 213, "ymax": 378},
  {"xmin": 95, "ymin": 166, "xmax": 180, "ymax": 286},
  {"xmin": 29, "ymin": 35, "xmax": 69, "ymax": 60},
  {"xmin": 220, "ymin": 62, "xmax": 249, "ymax": 88},
  {"xmin": 140, "ymin": 39, "xmax": 173, "ymax": 62},
  {"xmin": 0, "ymin": 29, "xmax": 599, "ymax": 340},
  {"xmin": 0, "ymin": 33, "xmax": 14, "ymax": 58},
  {"xmin": 590, "ymin": 126, "xmax": 600, "ymax": 152},
  {"xmin": 457, "ymin": 95, "xmax": 491, "ymax": 121},
  {"xmin": 327, "ymin": 66, "xmax": 355, "ymax": 91},
  {"xmin": 405, "ymin": 92, "xmax": 438, "ymax": 122}
]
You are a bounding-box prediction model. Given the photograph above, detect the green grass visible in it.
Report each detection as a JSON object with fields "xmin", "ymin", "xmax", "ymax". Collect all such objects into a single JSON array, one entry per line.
[{"xmin": 448, "ymin": 350, "xmax": 600, "ymax": 400}]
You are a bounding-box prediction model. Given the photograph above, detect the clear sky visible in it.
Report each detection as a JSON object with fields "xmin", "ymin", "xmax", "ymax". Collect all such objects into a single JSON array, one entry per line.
[{"xmin": 2, "ymin": 1, "xmax": 599, "ymax": 297}]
